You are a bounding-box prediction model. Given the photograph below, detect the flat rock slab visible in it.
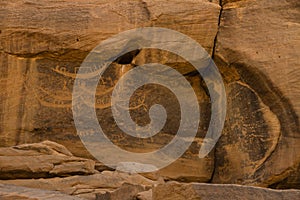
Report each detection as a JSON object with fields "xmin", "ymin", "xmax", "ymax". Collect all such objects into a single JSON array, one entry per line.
[
  {"xmin": 153, "ymin": 182, "xmax": 300, "ymax": 200},
  {"xmin": 0, "ymin": 184, "xmax": 84, "ymax": 200},
  {"xmin": 0, "ymin": 141, "xmax": 95, "ymax": 179},
  {"xmin": 96, "ymin": 183, "xmax": 147, "ymax": 200},
  {"xmin": 0, "ymin": 171, "xmax": 159, "ymax": 200}
]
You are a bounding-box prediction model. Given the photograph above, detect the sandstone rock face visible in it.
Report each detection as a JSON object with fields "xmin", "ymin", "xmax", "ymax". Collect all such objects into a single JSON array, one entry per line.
[
  {"xmin": 0, "ymin": 141, "xmax": 159, "ymax": 199},
  {"xmin": 0, "ymin": 0, "xmax": 220, "ymax": 182},
  {"xmin": 152, "ymin": 182, "xmax": 300, "ymax": 200},
  {"xmin": 0, "ymin": 141, "xmax": 95, "ymax": 179},
  {"xmin": 0, "ymin": 141, "xmax": 300, "ymax": 200},
  {"xmin": 212, "ymin": 0, "xmax": 300, "ymax": 188},
  {"xmin": 0, "ymin": 0, "xmax": 299, "ymax": 191}
]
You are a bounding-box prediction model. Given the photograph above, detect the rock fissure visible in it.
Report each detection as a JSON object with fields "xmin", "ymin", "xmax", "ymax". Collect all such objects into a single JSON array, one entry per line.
[{"xmin": 212, "ymin": 0, "xmax": 223, "ymax": 59}]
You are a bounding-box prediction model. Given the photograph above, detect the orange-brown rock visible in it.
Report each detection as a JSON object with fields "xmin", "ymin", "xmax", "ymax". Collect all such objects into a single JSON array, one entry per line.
[
  {"xmin": 212, "ymin": 0, "xmax": 300, "ymax": 188},
  {"xmin": 0, "ymin": 0, "xmax": 220, "ymax": 182},
  {"xmin": 0, "ymin": 141, "xmax": 95, "ymax": 179},
  {"xmin": 0, "ymin": 171, "xmax": 160, "ymax": 200},
  {"xmin": 152, "ymin": 182, "xmax": 300, "ymax": 200},
  {"xmin": 0, "ymin": 184, "xmax": 85, "ymax": 200},
  {"xmin": 0, "ymin": 0, "xmax": 299, "ymax": 190}
]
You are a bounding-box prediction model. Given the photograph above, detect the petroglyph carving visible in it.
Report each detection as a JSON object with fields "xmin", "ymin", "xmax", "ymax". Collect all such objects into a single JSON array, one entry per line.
[{"xmin": 30, "ymin": 64, "xmax": 146, "ymax": 110}]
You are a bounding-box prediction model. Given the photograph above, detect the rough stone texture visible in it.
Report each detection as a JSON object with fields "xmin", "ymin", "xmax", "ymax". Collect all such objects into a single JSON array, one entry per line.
[
  {"xmin": 0, "ymin": 171, "xmax": 160, "ymax": 200},
  {"xmin": 0, "ymin": 184, "xmax": 84, "ymax": 200},
  {"xmin": 95, "ymin": 183, "xmax": 147, "ymax": 200},
  {"xmin": 136, "ymin": 190, "xmax": 152, "ymax": 200},
  {"xmin": 152, "ymin": 182, "xmax": 300, "ymax": 200},
  {"xmin": 0, "ymin": 0, "xmax": 299, "ymax": 191},
  {"xmin": 0, "ymin": 141, "xmax": 95, "ymax": 179},
  {"xmin": 0, "ymin": 0, "xmax": 220, "ymax": 182},
  {"xmin": 212, "ymin": 0, "xmax": 300, "ymax": 188}
]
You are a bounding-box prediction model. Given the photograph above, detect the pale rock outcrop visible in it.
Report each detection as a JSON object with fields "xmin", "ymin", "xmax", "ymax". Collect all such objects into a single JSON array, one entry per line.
[
  {"xmin": 152, "ymin": 182, "xmax": 300, "ymax": 200},
  {"xmin": 0, "ymin": 171, "xmax": 160, "ymax": 200},
  {"xmin": 0, "ymin": 141, "xmax": 95, "ymax": 179},
  {"xmin": 0, "ymin": 183, "xmax": 84, "ymax": 200}
]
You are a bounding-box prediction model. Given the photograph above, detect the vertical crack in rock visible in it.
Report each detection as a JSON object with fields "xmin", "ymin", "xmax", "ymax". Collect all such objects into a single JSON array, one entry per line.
[
  {"xmin": 212, "ymin": 0, "xmax": 223, "ymax": 59},
  {"xmin": 208, "ymin": 147, "xmax": 217, "ymax": 183},
  {"xmin": 209, "ymin": 0, "xmax": 223, "ymax": 183}
]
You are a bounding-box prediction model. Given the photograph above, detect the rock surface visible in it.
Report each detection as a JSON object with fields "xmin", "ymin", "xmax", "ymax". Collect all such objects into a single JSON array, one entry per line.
[
  {"xmin": 213, "ymin": 0, "xmax": 300, "ymax": 188},
  {"xmin": 0, "ymin": 0, "xmax": 220, "ymax": 182},
  {"xmin": 95, "ymin": 183, "xmax": 147, "ymax": 200},
  {"xmin": 0, "ymin": 170, "xmax": 159, "ymax": 200},
  {"xmin": 0, "ymin": 183, "xmax": 84, "ymax": 200},
  {"xmin": 0, "ymin": 142, "xmax": 160, "ymax": 200},
  {"xmin": 152, "ymin": 182, "xmax": 300, "ymax": 200},
  {"xmin": 0, "ymin": 141, "xmax": 300, "ymax": 199},
  {"xmin": 0, "ymin": 141, "xmax": 95, "ymax": 179},
  {"xmin": 136, "ymin": 190, "xmax": 152, "ymax": 200},
  {"xmin": 0, "ymin": 0, "xmax": 299, "ymax": 192}
]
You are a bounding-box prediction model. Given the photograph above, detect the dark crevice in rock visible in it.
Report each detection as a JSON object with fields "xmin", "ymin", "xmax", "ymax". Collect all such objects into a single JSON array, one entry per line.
[
  {"xmin": 210, "ymin": 0, "xmax": 223, "ymax": 183},
  {"xmin": 0, "ymin": 49, "xmax": 89, "ymax": 61},
  {"xmin": 208, "ymin": 147, "xmax": 217, "ymax": 183},
  {"xmin": 115, "ymin": 49, "xmax": 140, "ymax": 64},
  {"xmin": 0, "ymin": 171, "xmax": 56, "ymax": 180},
  {"xmin": 212, "ymin": 0, "xmax": 223, "ymax": 59}
]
